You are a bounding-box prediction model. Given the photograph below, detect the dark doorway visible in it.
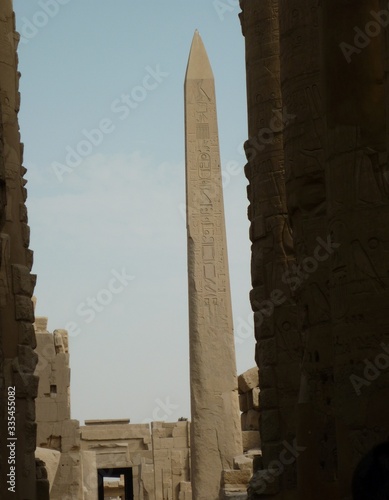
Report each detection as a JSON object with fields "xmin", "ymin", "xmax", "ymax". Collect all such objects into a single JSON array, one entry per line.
[{"xmin": 97, "ymin": 467, "xmax": 133, "ymax": 500}]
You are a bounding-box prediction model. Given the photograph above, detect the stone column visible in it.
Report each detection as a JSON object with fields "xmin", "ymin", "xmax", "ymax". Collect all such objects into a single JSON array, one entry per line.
[
  {"xmin": 0, "ymin": 2, "xmax": 38, "ymax": 498},
  {"xmin": 278, "ymin": 2, "xmax": 338, "ymax": 498},
  {"xmin": 239, "ymin": 2, "xmax": 301, "ymax": 498},
  {"xmin": 184, "ymin": 30, "xmax": 242, "ymax": 500},
  {"xmin": 320, "ymin": 1, "xmax": 389, "ymax": 497}
]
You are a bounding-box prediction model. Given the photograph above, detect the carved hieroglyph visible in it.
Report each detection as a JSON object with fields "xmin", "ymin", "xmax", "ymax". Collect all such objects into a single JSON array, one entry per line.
[
  {"xmin": 239, "ymin": 2, "xmax": 301, "ymax": 498},
  {"xmin": 240, "ymin": 1, "xmax": 389, "ymax": 498},
  {"xmin": 321, "ymin": 1, "xmax": 389, "ymax": 496},
  {"xmin": 184, "ymin": 30, "xmax": 242, "ymax": 500},
  {"xmin": 278, "ymin": 2, "xmax": 337, "ymax": 498}
]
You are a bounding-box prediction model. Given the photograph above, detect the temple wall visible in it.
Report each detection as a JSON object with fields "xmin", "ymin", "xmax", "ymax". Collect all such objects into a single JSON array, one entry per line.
[
  {"xmin": 34, "ymin": 317, "xmax": 96, "ymax": 499},
  {"xmin": 79, "ymin": 419, "xmax": 192, "ymax": 500},
  {"xmin": 0, "ymin": 1, "xmax": 39, "ymax": 498}
]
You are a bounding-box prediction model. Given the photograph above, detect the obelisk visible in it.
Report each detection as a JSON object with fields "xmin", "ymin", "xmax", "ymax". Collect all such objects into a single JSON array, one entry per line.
[{"xmin": 184, "ymin": 31, "xmax": 242, "ymax": 500}]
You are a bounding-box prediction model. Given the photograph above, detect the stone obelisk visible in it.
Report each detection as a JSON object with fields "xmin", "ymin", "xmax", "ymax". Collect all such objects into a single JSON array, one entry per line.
[{"xmin": 184, "ymin": 31, "xmax": 242, "ymax": 500}]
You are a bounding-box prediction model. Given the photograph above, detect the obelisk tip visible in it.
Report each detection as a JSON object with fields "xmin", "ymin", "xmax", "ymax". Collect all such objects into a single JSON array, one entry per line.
[{"xmin": 185, "ymin": 30, "xmax": 214, "ymax": 81}]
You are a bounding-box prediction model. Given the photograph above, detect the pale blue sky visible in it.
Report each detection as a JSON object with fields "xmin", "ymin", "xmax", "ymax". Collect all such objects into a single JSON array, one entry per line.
[{"xmin": 13, "ymin": 0, "xmax": 253, "ymax": 423}]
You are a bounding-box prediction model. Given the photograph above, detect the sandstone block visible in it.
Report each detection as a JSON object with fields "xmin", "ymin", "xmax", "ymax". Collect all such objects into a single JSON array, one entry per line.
[
  {"xmin": 153, "ymin": 427, "xmax": 169, "ymax": 438},
  {"xmin": 243, "ymin": 409, "xmax": 260, "ymax": 431},
  {"xmin": 16, "ymin": 344, "xmax": 38, "ymax": 372},
  {"xmin": 152, "ymin": 436, "xmax": 161, "ymax": 449},
  {"xmin": 35, "ymin": 447, "xmax": 61, "ymax": 491},
  {"xmin": 56, "ymin": 401, "xmax": 70, "ymax": 421},
  {"xmin": 173, "ymin": 436, "xmax": 188, "ymax": 449},
  {"xmin": 20, "ymin": 321, "xmax": 37, "ymax": 348},
  {"xmin": 12, "ymin": 264, "xmax": 36, "ymax": 296},
  {"xmin": 14, "ymin": 372, "xmax": 39, "ymax": 398},
  {"xmin": 238, "ymin": 367, "xmax": 259, "ymax": 393},
  {"xmin": 239, "ymin": 393, "xmax": 249, "ymax": 412},
  {"xmin": 172, "ymin": 423, "xmax": 189, "ymax": 437},
  {"xmin": 242, "ymin": 431, "xmax": 261, "ymax": 452},
  {"xmin": 160, "ymin": 437, "xmax": 174, "ymax": 449},
  {"xmin": 171, "ymin": 449, "xmax": 185, "ymax": 468},
  {"xmin": 81, "ymin": 423, "xmax": 150, "ymax": 441},
  {"xmin": 15, "ymin": 295, "xmax": 34, "ymax": 321},
  {"xmin": 179, "ymin": 481, "xmax": 192, "ymax": 500},
  {"xmin": 153, "ymin": 449, "xmax": 169, "ymax": 460},
  {"xmin": 233, "ymin": 454, "xmax": 253, "ymax": 472},
  {"xmin": 223, "ymin": 468, "xmax": 252, "ymax": 485},
  {"xmin": 223, "ymin": 492, "xmax": 248, "ymax": 500},
  {"xmin": 248, "ymin": 387, "xmax": 260, "ymax": 410}
]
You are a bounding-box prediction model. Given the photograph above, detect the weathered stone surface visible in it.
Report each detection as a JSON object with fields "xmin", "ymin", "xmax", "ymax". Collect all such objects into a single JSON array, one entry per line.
[
  {"xmin": 239, "ymin": 393, "xmax": 249, "ymax": 413},
  {"xmin": 0, "ymin": 4, "xmax": 38, "ymax": 498},
  {"xmin": 35, "ymin": 447, "xmax": 61, "ymax": 491},
  {"xmin": 81, "ymin": 423, "xmax": 150, "ymax": 441},
  {"xmin": 238, "ymin": 367, "xmax": 259, "ymax": 394},
  {"xmin": 241, "ymin": 410, "xmax": 260, "ymax": 431},
  {"xmin": 240, "ymin": 1, "xmax": 389, "ymax": 499},
  {"xmin": 79, "ymin": 418, "xmax": 191, "ymax": 500},
  {"xmin": 248, "ymin": 469, "xmax": 280, "ymax": 497},
  {"xmin": 179, "ymin": 481, "xmax": 192, "ymax": 500},
  {"xmin": 248, "ymin": 387, "xmax": 260, "ymax": 410},
  {"xmin": 223, "ymin": 469, "xmax": 252, "ymax": 485},
  {"xmin": 223, "ymin": 493, "xmax": 247, "ymax": 500},
  {"xmin": 185, "ymin": 30, "xmax": 242, "ymax": 500},
  {"xmin": 239, "ymin": 3, "xmax": 302, "ymax": 498},
  {"xmin": 242, "ymin": 431, "xmax": 261, "ymax": 452},
  {"xmin": 35, "ymin": 459, "xmax": 50, "ymax": 500},
  {"xmin": 233, "ymin": 454, "xmax": 253, "ymax": 472}
]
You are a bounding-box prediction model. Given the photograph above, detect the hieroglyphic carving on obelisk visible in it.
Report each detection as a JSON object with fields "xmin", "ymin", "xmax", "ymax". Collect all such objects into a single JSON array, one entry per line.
[{"xmin": 184, "ymin": 30, "xmax": 242, "ymax": 500}]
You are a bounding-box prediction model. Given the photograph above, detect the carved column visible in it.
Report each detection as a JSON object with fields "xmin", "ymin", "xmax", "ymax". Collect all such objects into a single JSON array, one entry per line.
[
  {"xmin": 278, "ymin": 1, "xmax": 338, "ymax": 498},
  {"xmin": 0, "ymin": 2, "xmax": 38, "ymax": 498},
  {"xmin": 239, "ymin": 2, "xmax": 301, "ymax": 498},
  {"xmin": 321, "ymin": 1, "xmax": 389, "ymax": 497}
]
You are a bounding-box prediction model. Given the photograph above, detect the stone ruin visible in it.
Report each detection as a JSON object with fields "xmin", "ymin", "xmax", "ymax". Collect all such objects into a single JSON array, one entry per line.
[
  {"xmin": 32, "ymin": 315, "xmax": 261, "ymax": 499},
  {"xmin": 1, "ymin": 0, "xmax": 389, "ymax": 499}
]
